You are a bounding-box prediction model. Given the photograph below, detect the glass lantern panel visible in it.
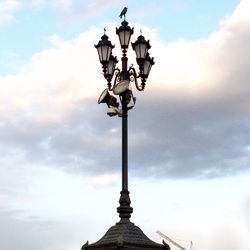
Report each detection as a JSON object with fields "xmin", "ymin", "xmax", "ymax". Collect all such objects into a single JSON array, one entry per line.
[
  {"xmin": 98, "ymin": 45, "xmax": 112, "ymax": 63},
  {"xmin": 119, "ymin": 30, "xmax": 132, "ymax": 47},
  {"xmin": 97, "ymin": 47, "xmax": 103, "ymax": 62},
  {"xmin": 140, "ymin": 43, "xmax": 147, "ymax": 59},
  {"xmin": 143, "ymin": 60, "xmax": 152, "ymax": 77},
  {"xmin": 118, "ymin": 33, "xmax": 123, "ymax": 47},
  {"xmin": 134, "ymin": 43, "xmax": 148, "ymax": 59},
  {"xmin": 107, "ymin": 59, "xmax": 115, "ymax": 75},
  {"xmin": 124, "ymin": 30, "xmax": 132, "ymax": 47},
  {"xmin": 133, "ymin": 44, "xmax": 141, "ymax": 58},
  {"xmin": 143, "ymin": 45, "xmax": 149, "ymax": 58},
  {"xmin": 119, "ymin": 31, "xmax": 125, "ymax": 47}
]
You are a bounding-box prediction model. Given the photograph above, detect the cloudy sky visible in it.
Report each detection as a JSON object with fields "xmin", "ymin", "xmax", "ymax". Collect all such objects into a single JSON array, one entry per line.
[{"xmin": 0, "ymin": 0, "xmax": 250, "ymax": 249}]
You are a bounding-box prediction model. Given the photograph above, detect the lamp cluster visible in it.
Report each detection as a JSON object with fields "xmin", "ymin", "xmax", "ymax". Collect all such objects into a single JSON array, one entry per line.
[{"xmin": 95, "ymin": 19, "xmax": 154, "ymax": 117}]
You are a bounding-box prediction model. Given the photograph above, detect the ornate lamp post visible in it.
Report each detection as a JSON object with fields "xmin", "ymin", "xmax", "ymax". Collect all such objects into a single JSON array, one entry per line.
[
  {"xmin": 96, "ymin": 17, "xmax": 154, "ymax": 222},
  {"xmin": 81, "ymin": 9, "xmax": 170, "ymax": 250}
]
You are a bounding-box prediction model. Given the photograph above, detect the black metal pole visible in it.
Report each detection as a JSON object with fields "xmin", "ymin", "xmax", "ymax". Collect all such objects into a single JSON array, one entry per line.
[
  {"xmin": 122, "ymin": 102, "xmax": 128, "ymax": 191},
  {"xmin": 121, "ymin": 52, "xmax": 129, "ymax": 192},
  {"xmin": 117, "ymin": 51, "xmax": 133, "ymax": 221}
]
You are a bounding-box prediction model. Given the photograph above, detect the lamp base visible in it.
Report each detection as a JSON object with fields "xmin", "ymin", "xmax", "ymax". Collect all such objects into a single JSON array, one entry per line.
[
  {"xmin": 81, "ymin": 219, "xmax": 170, "ymax": 250},
  {"xmin": 81, "ymin": 191, "xmax": 170, "ymax": 250}
]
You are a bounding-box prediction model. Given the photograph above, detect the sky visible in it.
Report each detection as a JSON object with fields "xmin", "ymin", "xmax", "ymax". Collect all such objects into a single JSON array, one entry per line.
[{"xmin": 0, "ymin": 0, "xmax": 250, "ymax": 250}]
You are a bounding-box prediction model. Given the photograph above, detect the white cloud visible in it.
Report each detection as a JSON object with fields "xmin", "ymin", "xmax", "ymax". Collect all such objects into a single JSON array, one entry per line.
[
  {"xmin": 0, "ymin": 0, "xmax": 22, "ymax": 24},
  {"xmin": 0, "ymin": 28, "xmax": 101, "ymax": 120},
  {"xmin": 1, "ymin": 0, "xmax": 250, "ymax": 178},
  {"xmin": 0, "ymin": 0, "xmax": 20, "ymax": 12},
  {"xmin": 226, "ymin": 0, "xmax": 250, "ymax": 24}
]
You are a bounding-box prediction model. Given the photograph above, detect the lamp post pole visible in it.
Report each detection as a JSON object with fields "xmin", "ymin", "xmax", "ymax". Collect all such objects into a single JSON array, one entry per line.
[
  {"xmin": 122, "ymin": 100, "xmax": 128, "ymax": 192},
  {"xmin": 117, "ymin": 99, "xmax": 132, "ymax": 222},
  {"xmin": 121, "ymin": 44, "xmax": 129, "ymax": 193},
  {"xmin": 117, "ymin": 47, "xmax": 132, "ymax": 222},
  {"xmin": 95, "ymin": 12, "xmax": 155, "ymax": 222}
]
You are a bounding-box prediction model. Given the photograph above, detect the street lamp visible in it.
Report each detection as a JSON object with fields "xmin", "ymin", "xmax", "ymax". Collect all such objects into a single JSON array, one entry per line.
[
  {"xmin": 95, "ymin": 12, "xmax": 154, "ymax": 222},
  {"xmin": 81, "ymin": 9, "xmax": 170, "ymax": 250}
]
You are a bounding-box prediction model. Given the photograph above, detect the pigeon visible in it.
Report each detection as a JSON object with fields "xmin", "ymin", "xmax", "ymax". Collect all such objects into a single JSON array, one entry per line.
[{"xmin": 119, "ymin": 7, "xmax": 127, "ymax": 19}]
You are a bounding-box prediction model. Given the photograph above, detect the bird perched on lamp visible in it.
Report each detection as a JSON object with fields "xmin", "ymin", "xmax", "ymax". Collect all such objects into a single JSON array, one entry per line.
[{"xmin": 119, "ymin": 7, "xmax": 127, "ymax": 19}]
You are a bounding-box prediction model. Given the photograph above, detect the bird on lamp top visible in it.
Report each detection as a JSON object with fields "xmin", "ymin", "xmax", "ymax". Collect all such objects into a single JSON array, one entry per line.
[{"xmin": 119, "ymin": 7, "xmax": 127, "ymax": 19}]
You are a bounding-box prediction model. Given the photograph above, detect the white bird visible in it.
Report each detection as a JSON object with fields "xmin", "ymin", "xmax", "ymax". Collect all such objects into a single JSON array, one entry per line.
[{"xmin": 119, "ymin": 7, "xmax": 127, "ymax": 19}]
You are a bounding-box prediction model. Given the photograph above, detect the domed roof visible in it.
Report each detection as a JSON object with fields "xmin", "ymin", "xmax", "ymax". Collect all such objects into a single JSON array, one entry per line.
[{"xmin": 83, "ymin": 219, "xmax": 169, "ymax": 250}]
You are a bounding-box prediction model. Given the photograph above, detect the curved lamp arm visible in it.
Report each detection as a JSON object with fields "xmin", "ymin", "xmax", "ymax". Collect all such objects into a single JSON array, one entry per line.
[
  {"xmin": 107, "ymin": 68, "xmax": 121, "ymax": 90},
  {"xmin": 106, "ymin": 65, "xmax": 148, "ymax": 92},
  {"xmin": 128, "ymin": 66, "xmax": 146, "ymax": 91}
]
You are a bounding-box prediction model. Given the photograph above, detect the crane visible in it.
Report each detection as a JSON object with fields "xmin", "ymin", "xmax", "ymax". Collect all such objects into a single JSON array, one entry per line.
[{"xmin": 156, "ymin": 230, "xmax": 193, "ymax": 250}]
